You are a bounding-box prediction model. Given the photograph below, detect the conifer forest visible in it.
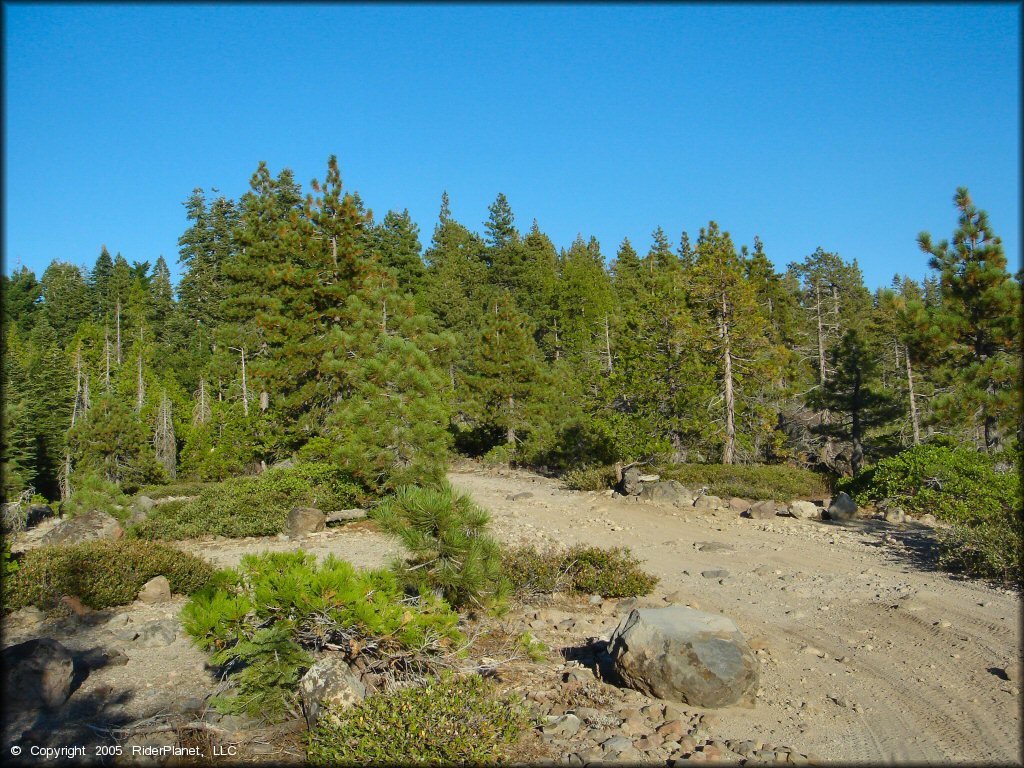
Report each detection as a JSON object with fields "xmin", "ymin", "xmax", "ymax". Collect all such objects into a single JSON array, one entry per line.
[{"xmin": 2, "ymin": 157, "xmax": 1019, "ymax": 504}]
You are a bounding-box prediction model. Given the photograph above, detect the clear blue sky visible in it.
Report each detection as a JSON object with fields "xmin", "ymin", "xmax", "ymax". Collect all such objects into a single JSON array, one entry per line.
[{"xmin": 4, "ymin": 3, "xmax": 1020, "ymax": 290}]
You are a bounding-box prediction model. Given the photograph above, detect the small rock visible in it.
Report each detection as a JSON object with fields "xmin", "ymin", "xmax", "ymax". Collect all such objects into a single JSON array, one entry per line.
[
  {"xmin": 787, "ymin": 501, "xmax": 820, "ymax": 520},
  {"xmin": 695, "ymin": 541, "xmax": 734, "ymax": 553},
  {"xmin": 693, "ymin": 495, "xmax": 724, "ymax": 511},
  {"xmin": 138, "ymin": 575, "xmax": 172, "ymax": 604},
  {"xmin": 602, "ymin": 735, "xmax": 634, "ymax": 754},
  {"xmin": 324, "ymin": 509, "xmax": 367, "ymax": 524},
  {"xmin": 299, "ymin": 656, "xmax": 366, "ymax": 728},
  {"xmin": 542, "ymin": 713, "xmax": 581, "ymax": 737},
  {"xmin": 506, "ymin": 492, "xmax": 534, "ymax": 501},
  {"xmin": 701, "ymin": 569, "xmax": 730, "ymax": 579},
  {"xmin": 286, "ymin": 506, "xmax": 326, "ymax": 536},
  {"xmin": 132, "ymin": 619, "xmax": 178, "ymax": 648}
]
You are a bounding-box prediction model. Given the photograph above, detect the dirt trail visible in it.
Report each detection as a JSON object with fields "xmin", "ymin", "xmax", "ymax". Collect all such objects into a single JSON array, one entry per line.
[{"xmin": 449, "ymin": 466, "xmax": 1022, "ymax": 765}]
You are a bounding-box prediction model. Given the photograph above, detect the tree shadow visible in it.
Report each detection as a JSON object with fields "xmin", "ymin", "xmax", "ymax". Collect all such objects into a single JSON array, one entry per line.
[{"xmin": 818, "ymin": 516, "xmax": 946, "ymax": 575}]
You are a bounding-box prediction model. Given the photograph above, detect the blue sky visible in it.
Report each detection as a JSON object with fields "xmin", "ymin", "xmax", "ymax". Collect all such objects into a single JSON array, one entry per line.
[{"xmin": 4, "ymin": 3, "xmax": 1020, "ymax": 290}]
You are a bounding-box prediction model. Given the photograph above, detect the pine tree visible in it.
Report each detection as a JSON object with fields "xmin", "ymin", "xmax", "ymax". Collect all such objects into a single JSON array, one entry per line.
[
  {"xmin": 89, "ymin": 246, "xmax": 115, "ymax": 321},
  {"xmin": 154, "ymin": 390, "xmax": 177, "ymax": 479},
  {"xmin": 371, "ymin": 209, "xmax": 425, "ymax": 292},
  {"xmin": 40, "ymin": 262, "xmax": 91, "ymax": 339},
  {"xmin": 484, "ymin": 192, "xmax": 517, "ymax": 254},
  {"xmin": 1, "ymin": 326, "xmax": 38, "ymax": 498},
  {"xmin": 24, "ymin": 317, "xmax": 75, "ymax": 499},
  {"xmin": 148, "ymin": 255, "xmax": 176, "ymax": 336},
  {"xmin": 918, "ymin": 187, "xmax": 1021, "ymax": 452},
  {"xmin": 809, "ymin": 328, "xmax": 900, "ymax": 476},
  {"xmin": 69, "ymin": 390, "xmax": 165, "ymax": 492},
  {"xmin": 324, "ymin": 266, "xmax": 451, "ymax": 492},
  {"xmin": 690, "ymin": 223, "xmax": 782, "ymax": 464},
  {"xmin": 1, "ymin": 267, "xmax": 42, "ymax": 332}
]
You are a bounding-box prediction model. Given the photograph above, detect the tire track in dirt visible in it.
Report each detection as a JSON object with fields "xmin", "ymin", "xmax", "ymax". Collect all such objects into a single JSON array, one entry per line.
[{"xmin": 449, "ymin": 468, "xmax": 1023, "ymax": 765}]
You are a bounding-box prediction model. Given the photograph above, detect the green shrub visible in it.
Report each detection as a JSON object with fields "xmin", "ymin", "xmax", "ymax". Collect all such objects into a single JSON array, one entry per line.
[
  {"xmin": 656, "ymin": 463, "xmax": 828, "ymax": 501},
  {"xmin": 482, "ymin": 444, "xmax": 513, "ymax": 467},
  {"xmin": 839, "ymin": 443, "xmax": 1022, "ymax": 586},
  {"xmin": 503, "ymin": 545, "xmax": 658, "ymax": 598},
  {"xmin": 306, "ymin": 672, "xmax": 527, "ymax": 765},
  {"xmin": 563, "ymin": 465, "xmax": 618, "ymax": 491},
  {"xmin": 2, "ymin": 539, "xmax": 214, "ymax": 613},
  {"xmin": 62, "ymin": 474, "xmax": 130, "ymax": 523},
  {"xmin": 130, "ymin": 463, "xmax": 362, "ymax": 540},
  {"xmin": 3, "ymin": 540, "xmax": 18, "ymax": 576},
  {"xmin": 182, "ymin": 551, "xmax": 462, "ymax": 721},
  {"xmin": 836, "ymin": 443, "xmax": 1019, "ymax": 524},
  {"xmin": 373, "ymin": 484, "xmax": 508, "ymax": 610},
  {"xmin": 134, "ymin": 480, "xmax": 214, "ymax": 500}
]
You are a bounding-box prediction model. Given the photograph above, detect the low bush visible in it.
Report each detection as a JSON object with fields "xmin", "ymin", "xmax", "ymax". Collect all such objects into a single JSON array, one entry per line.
[
  {"xmin": 62, "ymin": 473, "xmax": 130, "ymax": 523},
  {"xmin": 562, "ymin": 465, "xmax": 618, "ymax": 491},
  {"xmin": 503, "ymin": 545, "xmax": 658, "ymax": 598},
  {"xmin": 373, "ymin": 484, "xmax": 508, "ymax": 610},
  {"xmin": 306, "ymin": 672, "xmax": 527, "ymax": 765},
  {"xmin": 134, "ymin": 480, "xmax": 215, "ymax": 500},
  {"xmin": 2, "ymin": 539, "xmax": 213, "ymax": 613},
  {"xmin": 181, "ymin": 551, "xmax": 462, "ymax": 721},
  {"xmin": 482, "ymin": 443, "xmax": 514, "ymax": 467},
  {"xmin": 656, "ymin": 463, "xmax": 828, "ymax": 501},
  {"xmin": 130, "ymin": 463, "xmax": 362, "ymax": 540},
  {"xmin": 836, "ymin": 442, "xmax": 1019, "ymax": 524},
  {"xmin": 837, "ymin": 442, "xmax": 1022, "ymax": 586}
]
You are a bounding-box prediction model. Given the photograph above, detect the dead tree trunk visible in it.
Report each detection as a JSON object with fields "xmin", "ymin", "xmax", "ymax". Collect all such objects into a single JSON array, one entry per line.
[
  {"xmin": 136, "ymin": 328, "xmax": 145, "ymax": 412},
  {"xmin": 905, "ymin": 345, "xmax": 920, "ymax": 446},
  {"xmin": 721, "ymin": 291, "xmax": 736, "ymax": 465}
]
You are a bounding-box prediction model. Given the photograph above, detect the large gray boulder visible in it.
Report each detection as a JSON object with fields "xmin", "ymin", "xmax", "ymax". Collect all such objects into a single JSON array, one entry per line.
[
  {"xmin": 620, "ymin": 466, "xmax": 644, "ymax": 496},
  {"xmin": 693, "ymin": 494, "xmax": 725, "ymax": 511},
  {"xmin": 744, "ymin": 500, "xmax": 777, "ymax": 520},
  {"xmin": 787, "ymin": 501, "xmax": 820, "ymax": 520},
  {"xmin": 2, "ymin": 638, "xmax": 75, "ymax": 709},
  {"xmin": 639, "ymin": 481, "xmax": 695, "ymax": 507},
  {"xmin": 608, "ymin": 606, "xmax": 759, "ymax": 708},
  {"xmin": 40, "ymin": 509, "xmax": 122, "ymax": 546},
  {"xmin": 299, "ymin": 656, "xmax": 366, "ymax": 728},
  {"xmin": 826, "ymin": 492, "xmax": 858, "ymax": 521},
  {"xmin": 286, "ymin": 506, "xmax": 326, "ymax": 537}
]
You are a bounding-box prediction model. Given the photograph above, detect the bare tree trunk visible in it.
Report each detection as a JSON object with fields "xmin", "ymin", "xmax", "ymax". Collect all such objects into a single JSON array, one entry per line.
[
  {"xmin": 506, "ymin": 396, "xmax": 516, "ymax": 445},
  {"xmin": 240, "ymin": 348, "xmax": 249, "ymax": 416},
  {"xmin": 721, "ymin": 292, "xmax": 736, "ymax": 465},
  {"xmin": 382, "ymin": 299, "xmax": 388, "ymax": 332},
  {"xmin": 260, "ymin": 391, "xmax": 269, "ymax": 411},
  {"xmin": 60, "ymin": 452, "xmax": 72, "ymax": 501},
  {"xmin": 983, "ymin": 382, "xmax": 1000, "ymax": 452},
  {"xmin": 72, "ymin": 346, "xmax": 83, "ymax": 427},
  {"xmin": 116, "ymin": 298, "xmax": 122, "ymax": 365},
  {"xmin": 553, "ymin": 318, "xmax": 560, "ymax": 361},
  {"xmin": 815, "ymin": 283, "xmax": 826, "ymax": 384},
  {"xmin": 193, "ymin": 379, "xmax": 211, "ymax": 426},
  {"xmin": 154, "ymin": 391, "xmax": 177, "ymax": 479},
  {"xmin": 905, "ymin": 347, "xmax": 920, "ymax": 446}
]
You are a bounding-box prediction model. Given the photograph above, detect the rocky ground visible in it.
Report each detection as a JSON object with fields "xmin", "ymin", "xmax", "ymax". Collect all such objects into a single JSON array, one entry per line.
[{"xmin": 3, "ymin": 464, "xmax": 1021, "ymax": 765}]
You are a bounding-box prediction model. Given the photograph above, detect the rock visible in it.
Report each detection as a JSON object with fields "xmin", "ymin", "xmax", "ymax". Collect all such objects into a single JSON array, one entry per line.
[
  {"xmin": 324, "ymin": 509, "xmax": 367, "ymax": 524},
  {"xmin": 2, "ymin": 638, "xmax": 75, "ymax": 709},
  {"xmin": 695, "ymin": 541, "xmax": 734, "ymax": 553},
  {"xmin": 693, "ymin": 495, "xmax": 724, "ymax": 511},
  {"xmin": 137, "ymin": 575, "xmax": 171, "ymax": 604},
  {"xmin": 286, "ymin": 506, "xmax": 326, "ymax": 536},
  {"xmin": 787, "ymin": 501, "xmax": 820, "ymax": 520},
  {"xmin": 608, "ymin": 606, "xmax": 759, "ymax": 708},
  {"xmin": 299, "ymin": 656, "xmax": 366, "ymax": 728},
  {"xmin": 506, "ymin": 491, "xmax": 534, "ymax": 501},
  {"xmin": 10, "ymin": 605, "xmax": 46, "ymax": 627},
  {"xmin": 270, "ymin": 456, "xmax": 297, "ymax": 470},
  {"xmin": 727, "ymin": 497, "xmax": 752, "ymax": 513},
  {"xmin": 701, "ymin": 569, "xmax": 730, "ymax": 579},
  {"xmin": 132, "ymin": 619, "xmax": 178, "ymax": 648},
  {"xmin": 620, "ymin": 466, "xmax": 644, "ymax": 496},
  {"xmin": 40, "ymin": 509, "xmax": 122, "ymax": 546},
  {"xmin": 601, "ymin": 736, "xmax": 634, "ymax": 754},
  {"xmin": 133, "ymin": 495, "xmax": 157, "ymax": 513},
  {"xmin": 640, "ymin": 481, "xmax": 695, "ymax": 506},
  {"xmin": 884, "ymin": 508, "xmax": 906, "ymax": 524},
  {"xmin": 543, "ymin": 713, "xmax": 582, "ymax": 737},
  {"xmin": 744, "ymin": 500, "xmax": 777, "ymax": 519},
  {"xmin": 826, "ymin": 492, "xmax": 858, "ymax": 521}
]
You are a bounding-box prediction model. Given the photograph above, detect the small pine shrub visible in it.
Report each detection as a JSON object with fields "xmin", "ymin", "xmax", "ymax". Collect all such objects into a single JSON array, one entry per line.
[
  {"xmin": 373, "ymin": 484, "xmax": 508, "ymax": 609},
  {"xmin": 62, "ymin": 474, "xmax": 130, "ymax": 522},
  {"xmin": 516, "ymin": 631, "xmax": 548, "ymax": 662},
  {"xmin": 181, "ymin": 551, "xmax": 462, "ymax": 721},
  {"xmin": 563, "ymin": 465, "xmax": 618, "ymax": 492},
  {"xmin": 306, "ymin": 672, "xmax": 527, "ymax": 765},
  {"xmin": 482, "ymin": 444, "xmax": 514, "ymax": 467},
  {"xmin": 656, "ymin": 463, "xmax": 828, "ymax": 501},
  {"xmin": 130, "ymin": 463, "xmax": 362, "ymax": 540},
  {"xmin": 3, "ymin": 540, "xmax": 18, "ymax": 576},
  {"xmin": 503, "ymin": 545, "xmax": 658, "ymax": 598},
  {"xmin": 2, "ymin": 540, "xmax": 214, "ymax": 613}
]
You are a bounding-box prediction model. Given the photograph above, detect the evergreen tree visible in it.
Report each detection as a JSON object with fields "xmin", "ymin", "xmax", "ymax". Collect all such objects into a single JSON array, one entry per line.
[
  {"xmin": 40, "ymin": 261, "xmax": 91, "ymax": 339},
  {"xmin": 24, "ymin": 317, "xmax": 76, "ymax": 499},
  {"xmin": 809, "ymin": 328, "xmax": 900, "ymax": 476},
  {"xmin": 371, "ymin": 208, "xmax": 425, "ymax": 291},
  {"xmin": 1, "ymin": 267, "xmax": 42, "ymax": 331},
  {"xmin": 89, "ymin": 246, "xmax": 115, "ymax": 320},
  {"xmin": 149, "ymin": 255, "xmax": 176, "ymax": 334},
  {"xmin": 484, "ymin": 192, "xmax": 517, "ymax": 253},
  {"xmin": 1, "ymin": 326, "xmax": 38, "ymax": 498},
  {"xmin": 917, "ymin": 187, "xmax": 1021, "ymax": 452}
]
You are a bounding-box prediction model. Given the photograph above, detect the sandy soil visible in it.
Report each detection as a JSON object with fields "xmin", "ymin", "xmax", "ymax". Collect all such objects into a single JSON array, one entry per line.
[{"xmin": 448, "ymin": 466, "xmax": 1022, "ymax": 765}]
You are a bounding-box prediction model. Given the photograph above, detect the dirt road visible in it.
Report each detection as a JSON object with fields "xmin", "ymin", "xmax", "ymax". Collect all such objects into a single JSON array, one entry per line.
[{"xmin": 449, "ymin": 466, "xmax": 1022, "ymax": 765}]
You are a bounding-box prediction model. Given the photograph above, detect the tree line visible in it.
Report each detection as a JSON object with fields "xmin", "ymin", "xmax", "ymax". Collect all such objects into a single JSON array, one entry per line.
[{"xmin": 2, "ymin": 156, "xmax": 1020, "ymax": 502}]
